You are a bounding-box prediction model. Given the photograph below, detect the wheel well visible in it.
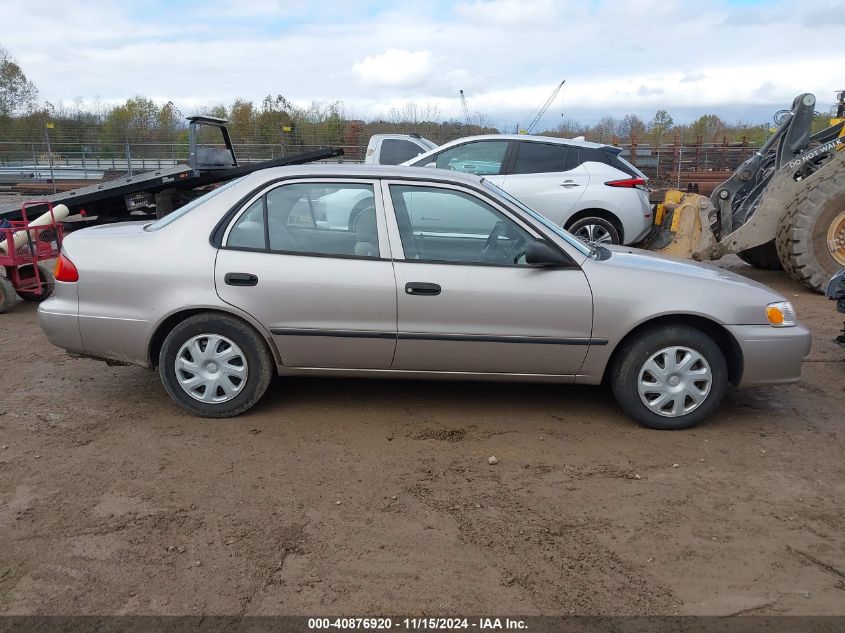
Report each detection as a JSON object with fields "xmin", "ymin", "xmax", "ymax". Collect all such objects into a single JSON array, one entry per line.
[
  {"xmin": 148, "ymin": 308, "xmax": 277, "ymax": 368},
  {"xmin": 602, "ymin": 314, "xmax": 743, "ymax": 387},
  {"xmin": 564, "ymin": 208, "xmax": 624, "ymax": 243}
]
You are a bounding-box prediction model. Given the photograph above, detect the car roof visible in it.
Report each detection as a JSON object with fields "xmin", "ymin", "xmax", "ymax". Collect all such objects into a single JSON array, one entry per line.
[
  {"xmin": 238, "ymin": 163, "xmax": 486, "ymax": 187},
  {"xmin": 434, "ymin": 134, "xmax": 613, "ymax": 150},
  {"xmin": 399, "ymin": 134, "xmax": 618, "ymax": 166}
]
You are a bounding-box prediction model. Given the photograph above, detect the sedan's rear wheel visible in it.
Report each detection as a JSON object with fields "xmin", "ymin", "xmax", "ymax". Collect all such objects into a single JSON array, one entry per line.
[
  {"xmin": 610, "ymin": 325, "xmax": 728, "ymax": 430},
  {"xmin": 568, "ymin": 217, "xmax": 621, "ymax": 245},
  {"xmin": 159, "ymin": 313, "xmax": 273, "ymax": 418}
]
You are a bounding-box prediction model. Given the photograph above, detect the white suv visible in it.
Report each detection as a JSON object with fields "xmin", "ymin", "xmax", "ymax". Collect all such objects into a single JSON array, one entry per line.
[{"xmin": 403, "ymin": 134, "xmax": 652, "ymax": 245}]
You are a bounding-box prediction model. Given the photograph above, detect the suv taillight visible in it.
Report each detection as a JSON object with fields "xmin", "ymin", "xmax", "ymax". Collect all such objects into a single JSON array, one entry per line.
[
  {"xmin": 605, "ymin": 177, "xmax": 647, "ymax": 189},
  {"xmin": 54, "ymin": 254, "xmax": 79, "ymax": 282}
]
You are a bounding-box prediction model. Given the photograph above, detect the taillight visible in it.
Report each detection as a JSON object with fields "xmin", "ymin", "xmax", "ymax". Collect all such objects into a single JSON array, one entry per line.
[
  {"xmin": 54, "ymin": 253, "xmax": 79, "ymax": 282},
  {"xmin": 605, "ymin": 177, "xmax": 647, "ymax": 189}
]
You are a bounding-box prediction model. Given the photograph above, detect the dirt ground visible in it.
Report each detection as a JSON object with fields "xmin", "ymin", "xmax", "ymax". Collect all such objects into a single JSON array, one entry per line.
[{"xmin": 0, "ymin": 256, "xmax": 843, "ymax": 616}]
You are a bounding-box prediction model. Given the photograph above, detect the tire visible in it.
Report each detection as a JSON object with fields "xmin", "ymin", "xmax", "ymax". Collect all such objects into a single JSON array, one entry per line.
[
  {"xmin": 15, "ymin": 264, "xmax": 54, "ymax": 302},
  {"xmin": 737, "ymin": 240, "xmax": 783, "ymax": 270},
  {"xmin": 610, "ymin": 325, "xmax": 729, "ymax": 430},
  {"xmin": 159, "ymin": 313, "xmax": 274, "ymax": 418},
  {"xmin": 0, "ymin": 276, "xmax": 15, "ymax": 314},
  {"xmin": 775, "ymin": 150, "xmax": 845, "ymax": 293},
  {"xmin": 568, "ymin": 216, "xmax": 621, "ymax": 245}
]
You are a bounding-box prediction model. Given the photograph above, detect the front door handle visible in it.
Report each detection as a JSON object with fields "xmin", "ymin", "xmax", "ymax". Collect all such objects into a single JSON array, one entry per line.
[
  {"xmin": 405, "ymin": 282, "xmax": 441, "ymax": 296},
  {"xmin": 224, "ymin": 272, "xmax": 258, "ymax": 286}
]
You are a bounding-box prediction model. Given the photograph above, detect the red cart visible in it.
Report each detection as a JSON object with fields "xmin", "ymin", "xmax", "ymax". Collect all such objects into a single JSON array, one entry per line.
[{"xmin": 0, "ymin": 200, "xmax": 64, "ymax": 314}]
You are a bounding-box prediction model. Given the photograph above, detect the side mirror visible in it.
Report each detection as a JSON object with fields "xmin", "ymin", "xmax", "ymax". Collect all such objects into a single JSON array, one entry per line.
[
  {"xmin": 525, "ymin": 241, "xmax": 572, "ymax": 267},
  {"xmin": 425, "ymin": 162, "xmax": 436, "ymax": 168}
]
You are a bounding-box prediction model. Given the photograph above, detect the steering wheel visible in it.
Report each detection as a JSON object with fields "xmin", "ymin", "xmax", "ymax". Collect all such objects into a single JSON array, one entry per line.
[
  {"xmin": 510, "ymin": 238, "xmax": 529, "ymax": 265},
  {"xmin": 478, "ymin": 221, "xmax": 504, "ymax": 262}
]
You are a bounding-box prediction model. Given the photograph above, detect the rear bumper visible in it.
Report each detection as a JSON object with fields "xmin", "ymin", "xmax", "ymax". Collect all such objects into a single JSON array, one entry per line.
[
  {"xmin": 38, "ymin": 305, "xmax": 84, "ymax": 355},
  {"xmin": 727, "ymin": 324, "xmax": 812, "ymax": 387},
  {"xmin": 622, "ymin": 190, "xmax": 653, "ymax": 244}
]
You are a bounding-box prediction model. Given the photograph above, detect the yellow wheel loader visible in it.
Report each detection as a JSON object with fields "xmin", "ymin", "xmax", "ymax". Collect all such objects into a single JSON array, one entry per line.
[{"xmin": 645, "ymin": 91, "xmax": 845, "ymax": 292}]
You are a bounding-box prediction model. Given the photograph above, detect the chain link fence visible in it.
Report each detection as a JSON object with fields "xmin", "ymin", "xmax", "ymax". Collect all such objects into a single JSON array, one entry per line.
[{"xmin": 0, "ymin": 130, "xmax": 760, "ymax": 191}]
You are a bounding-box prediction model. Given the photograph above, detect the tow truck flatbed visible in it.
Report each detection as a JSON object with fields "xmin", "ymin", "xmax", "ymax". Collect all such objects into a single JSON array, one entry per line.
[{"xmin": 0, "ymin": 116, "xmax": 343, "ymax": 225}]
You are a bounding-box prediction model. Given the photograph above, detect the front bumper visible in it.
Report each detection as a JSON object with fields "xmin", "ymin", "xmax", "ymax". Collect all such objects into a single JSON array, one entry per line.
[{"xmin": 727, "ymin": 324, "xmax": 812, "ymax": 387}]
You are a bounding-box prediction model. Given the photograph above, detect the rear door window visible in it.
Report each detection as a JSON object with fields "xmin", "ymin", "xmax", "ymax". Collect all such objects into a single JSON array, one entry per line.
[
  {"xmin": 511, "ymin": 142, "xmax": 571, "ymax": 174},
  {"xmin": 380, "ymin": 139, "xmax": 427, "ymax": 165},
  {"xmin": 226, "ymin": 182, "xmax": 380, "ymax": 258}
]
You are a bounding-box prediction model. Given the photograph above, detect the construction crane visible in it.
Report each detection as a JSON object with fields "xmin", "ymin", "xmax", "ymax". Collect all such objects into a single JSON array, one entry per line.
[
  {"xmin": 525, "ymin": 80, "xmax": 565, "ymax": 134},
  {"xmin": 459, "ymin": 90, "xmax": 471, "ymax": 126}
]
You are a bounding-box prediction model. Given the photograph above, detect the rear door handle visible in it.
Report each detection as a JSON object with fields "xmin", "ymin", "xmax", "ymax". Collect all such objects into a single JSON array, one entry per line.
[
  {"xmin": 224, "ymin": 272, "xmax": 258, "ymax": 286},
  {"xmin": 405, "ymin": 282, "xmax": 441, "ymax": 296},
  {"xmin": 561, "ymin": 180, "xmax": 581, "ymax": 187}
]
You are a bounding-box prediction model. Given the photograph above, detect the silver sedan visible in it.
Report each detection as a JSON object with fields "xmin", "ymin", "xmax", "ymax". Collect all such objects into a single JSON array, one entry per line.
[{"xmin": 38, "ymin": 165, "xmax": 811, "ymax": 430}]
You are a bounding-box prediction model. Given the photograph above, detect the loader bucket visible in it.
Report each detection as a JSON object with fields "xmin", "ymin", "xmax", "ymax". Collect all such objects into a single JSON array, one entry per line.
[{"xmin": 638, "ymin": 191, "xmax": 714, "ymax": 260}]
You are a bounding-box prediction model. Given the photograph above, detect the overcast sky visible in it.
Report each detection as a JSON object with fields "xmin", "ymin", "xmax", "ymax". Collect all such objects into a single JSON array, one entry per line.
[{"xmin": 2, "ymin": 0, "xmax": 844, "ymax": 129}]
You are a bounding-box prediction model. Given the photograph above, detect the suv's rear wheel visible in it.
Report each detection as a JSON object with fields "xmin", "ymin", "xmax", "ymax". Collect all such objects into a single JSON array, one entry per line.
[
  {"xmin": 568, "ymin": 217, "xmax": 620, "ymax": 245},
  {"xmin": 610, "ymin": 325, "xmax": 728, "ymax": 430},
  {"xmin": 159, "ymin": 313, "xmax": 274, "ymax": 418}
]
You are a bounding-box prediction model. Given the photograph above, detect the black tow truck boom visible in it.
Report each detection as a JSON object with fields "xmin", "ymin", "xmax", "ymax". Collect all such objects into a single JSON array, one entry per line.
[{"xmin": 0, "ymin": 116, "xmax": 344, "ymax": 225}]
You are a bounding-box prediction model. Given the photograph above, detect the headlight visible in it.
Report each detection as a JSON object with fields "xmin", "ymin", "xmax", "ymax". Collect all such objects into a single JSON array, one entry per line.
[{"xmin": 765, "ymin": 301, "xmax": 797, "ymax": 327}]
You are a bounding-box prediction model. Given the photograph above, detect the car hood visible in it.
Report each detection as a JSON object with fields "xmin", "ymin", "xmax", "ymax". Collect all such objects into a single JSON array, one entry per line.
[{"xmin": 600, "ymin": 245, "xmax": 785, "ymax": 298}]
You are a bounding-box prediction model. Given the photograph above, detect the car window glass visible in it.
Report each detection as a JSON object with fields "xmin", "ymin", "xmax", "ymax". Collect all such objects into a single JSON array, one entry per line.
[
  {"xmin": 433, "ymin": 141, "xmax": 508, "ymax": 175},
  {"xmin": 227, "ymin": 182, "xmax": 379, "ymax": 258},
  {"xmin": 480, "ymin": 178, "xmax": 591, "ymax": 257},
  {"xmin": 380, "ymin": 139, "xmax": 426, "ymax": 165},
  {"xmin": 389, "ymin": 184, "xmax": 532, "ymax": 266},
  {"xmin": 512, "ymin": 142, "xmax": 570, "ymax": 174},
  {"xmin": 577, "ymin": 147, "xmax": 612, "ymax": 166},
  {"xmin": 227, "ymin": 199, "xmax": 265, "ymax": 249}
]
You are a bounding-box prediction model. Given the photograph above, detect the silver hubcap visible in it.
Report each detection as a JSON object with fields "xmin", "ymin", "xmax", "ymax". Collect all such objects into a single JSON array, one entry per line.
[
  {"xmin": 574, "ymin": 223, "xmax": 613, "ymax": 244},
  {"xmin": 637, "ymin": 346, "xmax": 712, "ymax": 418},
  {"xmin": 175, "ymin": 334, "xmax": 248, "ymax": 403}
]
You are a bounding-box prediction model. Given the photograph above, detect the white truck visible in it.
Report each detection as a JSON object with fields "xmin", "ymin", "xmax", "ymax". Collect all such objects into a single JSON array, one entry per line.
[{"xmin": 364, "ymin": 133, "xmax": 437, "ymax": 165}]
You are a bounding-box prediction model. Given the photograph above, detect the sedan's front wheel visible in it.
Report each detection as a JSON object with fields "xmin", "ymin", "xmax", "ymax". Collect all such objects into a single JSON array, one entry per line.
[
  {"xmin": 159, "ymin": 313, "xmax": 274, "ymax": 418},
  {"xmin": 610, "ymin": 325, "xmax": 728, "ymax": 430}
]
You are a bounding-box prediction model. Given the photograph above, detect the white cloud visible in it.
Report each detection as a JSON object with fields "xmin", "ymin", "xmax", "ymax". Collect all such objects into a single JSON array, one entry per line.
[
  {"xmin": 1, "ymin": 0, "xmax": 843, "ymax": 127},
  {"xmin": 352, "ymin": 49, "xmax": 434, "ymax": 86},
  {"xmin": 455, "ymin": 0, "xmax": 558, "ymax": 25}
]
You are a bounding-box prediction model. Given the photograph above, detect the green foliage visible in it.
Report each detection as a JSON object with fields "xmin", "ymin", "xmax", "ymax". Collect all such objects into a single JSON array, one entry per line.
[
  {"xmin": 648, "ymin": 110, "xmax": 673, "ymax": 142},
  {"xmin": 0, "ymin": 46, "xmax": 37, "ymax": 118}
]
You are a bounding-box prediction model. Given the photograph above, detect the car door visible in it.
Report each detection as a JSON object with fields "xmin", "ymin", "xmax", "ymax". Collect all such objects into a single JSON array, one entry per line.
[
  {"xmin": 382, "ymin": 180, "xmax": 594, "ymax": 376},
  {"xmin": 501, "ymin": 141, "xmax": 588, "ymax": 225},
  {"xmin": 215, "ymin": 179, "xmax": 397, "ymax": 369}
]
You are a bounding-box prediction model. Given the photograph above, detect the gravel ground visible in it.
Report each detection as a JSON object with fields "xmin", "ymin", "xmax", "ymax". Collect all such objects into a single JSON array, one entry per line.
[{"xmin": 0, "ymin": 257, "xmax": 843, "ymax": 616}]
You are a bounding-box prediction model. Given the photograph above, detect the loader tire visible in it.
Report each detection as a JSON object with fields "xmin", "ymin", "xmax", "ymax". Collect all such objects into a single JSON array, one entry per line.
[
  {"xmin": 737, "ymin": 241, "xmax": 782, "ymax": 270},
  {"xmin": 776, "ymin": 151, "xmax": 845, "ymax": 293}
]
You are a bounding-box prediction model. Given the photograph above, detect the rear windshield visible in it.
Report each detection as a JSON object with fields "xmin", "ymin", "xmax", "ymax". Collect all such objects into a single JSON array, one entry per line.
[{"xmin": 145, "ymin": 177, "xmax": 244, "ymax": 231}]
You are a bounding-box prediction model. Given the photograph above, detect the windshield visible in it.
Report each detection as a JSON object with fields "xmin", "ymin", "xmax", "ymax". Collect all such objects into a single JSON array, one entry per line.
[
  {"xmin": 144, "ymin": 177, "xmax": 245, "ymax": 231},
  {"xmin": 480, "ymin": 179, "xmax": 592, "ymax": 257}
]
